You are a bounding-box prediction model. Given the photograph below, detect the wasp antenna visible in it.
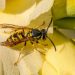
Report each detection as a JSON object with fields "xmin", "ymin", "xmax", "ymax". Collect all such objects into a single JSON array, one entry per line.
[
  {"xmin": 46, "ymin": 36, "xmax": 56, "ymax": 51},
  {"xmin": 46, "ymin": 17, "xmax": 53, "ymax": 32}
]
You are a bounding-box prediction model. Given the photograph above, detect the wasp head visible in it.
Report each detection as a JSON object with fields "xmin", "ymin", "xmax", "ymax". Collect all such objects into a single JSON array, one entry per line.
[{"xmin": 41, "ymin": 29, "xmax": 47, "ymax": 40}]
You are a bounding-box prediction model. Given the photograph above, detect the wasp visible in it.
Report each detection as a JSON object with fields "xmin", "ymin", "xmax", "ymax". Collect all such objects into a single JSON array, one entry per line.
[{"xmin": 0, "ymin": 18, "xmax": 56, "ymax": 65}]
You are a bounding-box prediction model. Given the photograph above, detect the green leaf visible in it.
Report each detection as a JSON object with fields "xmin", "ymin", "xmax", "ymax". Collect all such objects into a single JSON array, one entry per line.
[
  {"xmin": 56, "ymin": 28, "xmax": 75, "ymax": 40},
  {"xmin": 52, "ymin": 0, "xmax": 75, "ymax": 29},
  {"xmin": 54, "ymin": 17, "xmax": 75, "ymax": 29}
]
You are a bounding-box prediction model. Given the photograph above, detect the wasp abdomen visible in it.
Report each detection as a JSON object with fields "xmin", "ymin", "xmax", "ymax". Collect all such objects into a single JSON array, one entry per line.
[{"xmin": 1, "ymin": 30, "xmax": 27, "ymax": 47}]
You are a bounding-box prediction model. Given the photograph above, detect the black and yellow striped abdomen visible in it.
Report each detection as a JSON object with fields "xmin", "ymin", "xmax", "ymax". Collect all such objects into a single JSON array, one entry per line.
[{"xmin": 1, "ymin": 29, "xmax": 32, "ymax": 47}]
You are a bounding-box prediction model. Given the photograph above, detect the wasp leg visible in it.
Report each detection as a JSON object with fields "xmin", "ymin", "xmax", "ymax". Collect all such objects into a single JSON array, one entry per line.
[
  {"xmin": 14, "ymin": 40, "xmax": 34, "ymax": 66},
  {"xmin": 36, "ymin": 36, "xmax": 48, "ymax": 46},
  {"xmin": 32, "ymin": 43, "xmax": 46, "ymax": 55},
  {"xmin": 14, "ymin": 37, "xmax": 34, "ymax": 65},
  {"xmin": 29, "ymin": 37, "xmax": 47, "ymax": 55},
  {"xmin": 14, "ymin": 41, "xmax": 29, "ymax": 65},
  {"xmin": 14, "ymin": 46, "xmax": 25, "ymax": 66},
  {"xmin": 14, "ymin": 54, "xmax": 25, "ymax": 66},
  {"xmin": 35, "ymin": 21, "xmax": 45, "ymax": 29},
  {"xmin": 30, "ymin": 38, "xmax": 46, "ymax": 55},
  {"xmin": 40, "ymin": 43, "xmax": 48, "ymax": 46}
]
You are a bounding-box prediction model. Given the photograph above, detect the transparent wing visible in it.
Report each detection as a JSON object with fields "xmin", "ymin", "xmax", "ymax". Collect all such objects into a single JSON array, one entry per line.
[
  {"xmin": 0, "ymin": 24, "xmax": 32, "ymax": 34},
  {"xmin": 0, "ymin": 24, "xmax": 32, "ymax": 29}
]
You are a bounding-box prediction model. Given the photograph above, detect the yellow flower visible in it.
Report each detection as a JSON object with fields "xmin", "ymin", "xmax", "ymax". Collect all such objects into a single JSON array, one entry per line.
[{"xmin": 0, "ymin": 0, "xmax": 54, "ymax": 75}]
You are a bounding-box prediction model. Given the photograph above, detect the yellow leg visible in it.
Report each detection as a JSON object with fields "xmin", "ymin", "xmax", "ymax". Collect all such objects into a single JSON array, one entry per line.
[
  {"xmin": 36, "ymin": 21, "xmax": 45, "ymax": 29},
  {"xmin": 14, "ymin": 47, "xmax": 25, "ymax": 66},
  {"xmin": 32, "ymin": 43, "xmax": 46, "ymax": 55}
]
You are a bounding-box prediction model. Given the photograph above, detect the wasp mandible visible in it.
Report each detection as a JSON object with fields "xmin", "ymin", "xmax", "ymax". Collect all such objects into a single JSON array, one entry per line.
[{"xmin": 0, "ymin": 18, "xmax": 56, "ymax": 65}]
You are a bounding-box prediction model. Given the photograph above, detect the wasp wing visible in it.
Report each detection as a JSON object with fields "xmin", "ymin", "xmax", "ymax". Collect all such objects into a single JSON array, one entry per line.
[
  {"xmin": 0, "ymin": 24, "xmax": 32, "ymax": 29},
  {"xmin": 0, "ymin": 24, "xmax": 32, "ymax": 34}
]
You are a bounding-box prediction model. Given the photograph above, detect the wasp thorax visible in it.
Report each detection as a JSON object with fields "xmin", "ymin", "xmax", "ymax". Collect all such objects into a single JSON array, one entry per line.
[{"xmin": 32, "ymin": 29, "xmax": 42, "ymax": 37}]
